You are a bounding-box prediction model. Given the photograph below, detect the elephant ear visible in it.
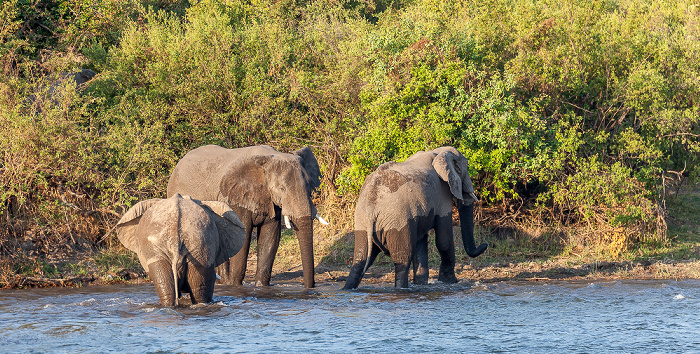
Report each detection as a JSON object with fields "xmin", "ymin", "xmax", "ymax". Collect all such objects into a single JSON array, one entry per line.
[
  {"xmin": 219, "ymin": 155, "xmax": 275, "ymax": 217},
  {"xmin": 115, "ymin": 198, "xmax": 162, "ymax": 252},
  {"xmin": 197, "ymin": 201, "xmax": 246, "ymax": 267},
  {"xmin": 292, "ymin": 146, "xmax": 321, "ymax": 191},
  {"xmin": 432, "ymin": 150, "xmax": 466, "ymax": 204}
]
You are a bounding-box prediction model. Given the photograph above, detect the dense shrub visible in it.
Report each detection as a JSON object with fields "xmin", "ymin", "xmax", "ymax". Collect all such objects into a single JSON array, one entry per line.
[
  {"xmin": 0, "ymin": 0, "xmax": 698, "ymax": 258},
  {"xmin": 338, "ymin": 0, "xmax": 699, "ymax": 253}
]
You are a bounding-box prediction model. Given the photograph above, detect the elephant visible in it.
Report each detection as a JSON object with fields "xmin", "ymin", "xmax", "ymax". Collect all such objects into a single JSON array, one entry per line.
[
  {"xmin": 115, "ymin": 193, "xmax": 245, "ymax": 306},
  {"xmin": 166, "ymin": 144, "xmax": 325, "ymax": 288},
  {"xmin": 343, "ymin": 146, "xmax": 488, "ymax": 289}
]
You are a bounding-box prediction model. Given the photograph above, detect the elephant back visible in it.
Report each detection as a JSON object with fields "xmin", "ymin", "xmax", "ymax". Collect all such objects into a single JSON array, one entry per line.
[
  {"xmin": 167, "ymin": 145, "xmax": 242, "ymax": 201},
  {"xmin": 355, "ymin": 152, "xmax": 456, "ymax": 231},
  {"xmin": 171, "ymin": 197, "xmax": 220, "ymax": 268}
]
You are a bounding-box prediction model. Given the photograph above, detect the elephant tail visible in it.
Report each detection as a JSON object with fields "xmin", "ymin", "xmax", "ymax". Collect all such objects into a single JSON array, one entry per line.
[
  {"xmin": 171, "ymin": 195, "xmax": 185, "ymax": 307},
  {"xmin": 172, "ymin": 250, "xmax": 179, "ymax": 307},
  {"xmin": 360, "ymin": 218, "xmax": 375, "ymax": 277}
]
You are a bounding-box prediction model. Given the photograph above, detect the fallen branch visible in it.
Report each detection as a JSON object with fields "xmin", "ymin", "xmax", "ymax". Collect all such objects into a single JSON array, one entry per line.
[{"xmin": 6, "ymin": 275, "xmax": 95, "ymax": 288}]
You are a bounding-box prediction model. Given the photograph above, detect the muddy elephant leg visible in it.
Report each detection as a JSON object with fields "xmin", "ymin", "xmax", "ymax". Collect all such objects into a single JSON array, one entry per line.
[
  {"xmin": 217, "ymin": 208, "xmax": 254, "ymax": 286},
  {"xmin": 394, "ymin": 262, "xmax": 411, "ymax": 288},
  {"xmin": 187, "ymin": 258, "xmax": 216, "ymax": 304},
  {"xmin": 255, "ymin": 219, "xmax": 282, "ymax": 287},
  {"xmin": 344, "ymin": 230, "xmax": 380, "ymax": 290},
  {"xmin": 434, "ymin": 215, "xmax": 458, "ymax": 283},
  {"xmin": 412, "ymin": 235, "xmax": 429, "ymax": 285},
  {"xmin": 219, "ymin": 217, "xmax": 253, "ymax": 286},
  {"xmin": 148, "ymin": 259, "xmax": 177, "ymax": 307},
  {"xmin": 385, "ymin": 227, "xmax": 412, "ymax": 288}
]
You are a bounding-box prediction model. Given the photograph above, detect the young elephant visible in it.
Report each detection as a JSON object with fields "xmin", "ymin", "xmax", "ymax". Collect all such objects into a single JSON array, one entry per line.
[
  {"xmin": 116, "ymin": 193, "xmax": 245, "ymax": 306},
  {"xmin": 344, "ymin": 146, "xmax": 488, "ymax": 289}
]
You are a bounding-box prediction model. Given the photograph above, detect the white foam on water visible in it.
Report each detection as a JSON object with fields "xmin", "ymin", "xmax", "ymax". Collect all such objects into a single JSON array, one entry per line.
[
  {"xmin": 673, "ymin": 294, "xmax": 685, "ymax": 300},
  {"xmin": 76, "ymin": 298, "xmax": 98, "ymax": 306}
]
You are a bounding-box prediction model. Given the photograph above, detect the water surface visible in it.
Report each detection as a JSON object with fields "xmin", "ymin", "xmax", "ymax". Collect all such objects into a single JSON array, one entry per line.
[{"xmin": 1, "ymin": 280, "xmax": 698, "ymax": 352}]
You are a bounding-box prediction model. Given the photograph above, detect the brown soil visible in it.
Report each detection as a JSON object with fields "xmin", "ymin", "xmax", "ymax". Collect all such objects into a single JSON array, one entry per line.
[
  {"xmin": 281, "ymin": 258, "xmax": 700, "ymax": 287},
  {"xmin": 6, "ymin": 250, "xmax": 698, "ymax": 289}
]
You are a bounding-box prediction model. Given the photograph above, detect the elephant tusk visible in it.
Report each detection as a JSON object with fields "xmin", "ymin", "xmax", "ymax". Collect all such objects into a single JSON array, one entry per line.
[
  {"xmin": 469, "ymin": 192, "xmax": 479, "ymax": 203},
  {"xmin": 216, "ymin": 273, "xmax": 222, "ymax": 280},
  {"xmin": 284, "ymin": 215, "xmax": 292, "ymax": 229},
  {"xmin": 315, "ymin": 214, "xmax": 329, "ymax": 225}
]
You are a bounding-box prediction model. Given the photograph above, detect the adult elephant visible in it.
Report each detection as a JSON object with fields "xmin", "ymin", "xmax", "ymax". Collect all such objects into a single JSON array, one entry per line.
[
  {"xmin": 167, "ymin": 145, "xmax": 324, "ymax": 288},
  {"xmin": 115, "ymin": 193, "xmax": 245, "ymax": 306},
  {"xmin": 343, "ymin": 146, "xmax": 488, "ymax": 289}
]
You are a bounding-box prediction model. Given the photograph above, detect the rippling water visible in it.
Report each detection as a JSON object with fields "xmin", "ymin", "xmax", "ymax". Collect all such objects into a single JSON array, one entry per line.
[{"xmin": 1, "ymin": 279, "xmax": 698, "ymax": 352}]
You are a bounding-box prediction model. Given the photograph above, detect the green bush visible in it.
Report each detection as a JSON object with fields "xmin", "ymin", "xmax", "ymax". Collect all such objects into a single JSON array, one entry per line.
[
  {"xmin": 336, "ymin": 0, "xmax": 698, "ymax": 251},
  {"xmin": 0, "ymin": 0, "xmax": 698, "ymax": 258}
]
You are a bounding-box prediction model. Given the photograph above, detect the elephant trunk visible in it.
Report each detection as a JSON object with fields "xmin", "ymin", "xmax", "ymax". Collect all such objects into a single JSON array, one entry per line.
[
  {"xmin": 458, "ymin": 203, "xmax": 488, "ymax": 258},
  {"xmin": 293, "ymin": 216, "xmax": 315, "ymax": 288}
]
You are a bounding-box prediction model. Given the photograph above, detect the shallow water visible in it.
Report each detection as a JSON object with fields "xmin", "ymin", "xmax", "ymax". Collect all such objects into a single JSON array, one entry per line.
[{"xmin": 1, "ymin": 279, "xmax": 698, "ymax": 352}]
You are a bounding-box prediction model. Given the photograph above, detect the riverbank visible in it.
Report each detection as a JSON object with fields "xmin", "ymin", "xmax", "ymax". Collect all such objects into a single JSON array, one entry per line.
[
  {"xmin": 4, "ymin": 230, "xmax": 699, "ymax": 289},
  {"xmin": 2, "ymin": 183, "xmax": 699, "ymax": 289},
  {"xmin": 4, "ymin": 252, "xmax": 699, "ymax": 289}
]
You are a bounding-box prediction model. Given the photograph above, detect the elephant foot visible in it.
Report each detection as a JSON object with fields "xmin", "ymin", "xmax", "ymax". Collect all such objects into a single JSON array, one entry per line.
[
  {"xmin": 413, "ymin": 273, "xmax": 429, "ymax": 285},
  {"xmin": 413, "ymin": 278, "xmax": 428, "ymax": 285},
  {"xmin": 254, "ymin": 279, "xmax": 271, "ymax": 287},
  {"xmin": 438, "ymin": 273, "xmax": 459, "ymax": 284}
]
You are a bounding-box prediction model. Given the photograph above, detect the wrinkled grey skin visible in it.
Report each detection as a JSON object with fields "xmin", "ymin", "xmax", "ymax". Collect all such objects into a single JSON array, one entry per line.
[
  {"xmin": 344, "ymin": 146, "xmax": 488, "ymax": 289},
  {"xmin": 116, "ymin": 194, "xmax": 245, "ymax": 307},
  {"xmin": 167, "ymin": 145, "xmax": 322, "ymax": 288},
  {"xmin": 24, "ymin": 69, "xmax": 96, "ymax": 111}
]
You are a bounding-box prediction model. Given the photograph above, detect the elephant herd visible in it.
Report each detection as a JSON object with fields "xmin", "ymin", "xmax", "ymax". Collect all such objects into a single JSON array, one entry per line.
[{"xmin": 115, "ymin": 144, "xmax": 488, "ymax": 307}]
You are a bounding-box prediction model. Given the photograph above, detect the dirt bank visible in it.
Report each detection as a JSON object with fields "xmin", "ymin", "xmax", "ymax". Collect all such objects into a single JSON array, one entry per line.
[{"xmin": 5, "ymin": 252, "xmax": 699, "ymax": 289}]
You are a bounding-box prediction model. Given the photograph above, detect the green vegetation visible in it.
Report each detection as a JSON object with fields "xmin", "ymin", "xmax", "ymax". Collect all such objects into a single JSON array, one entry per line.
[{"xmin": 1, "ymin": 0, "xmax": 699, "ymax": 285}]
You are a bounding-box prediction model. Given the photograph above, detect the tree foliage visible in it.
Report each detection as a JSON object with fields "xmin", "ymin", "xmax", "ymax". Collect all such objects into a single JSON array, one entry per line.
[{"xmin": 1, "ymin": 0, "xmax": 698, "ymax": 256}]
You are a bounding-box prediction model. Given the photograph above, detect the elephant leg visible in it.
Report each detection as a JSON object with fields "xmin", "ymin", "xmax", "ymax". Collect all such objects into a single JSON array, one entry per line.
[
  {"xmin": 394, "ymin": 262, "xmax": 411, "ymax": 288},
  {"xmin": 186, "ymin": 258, "xmax": 216, "ymax": 304},
  {"xmin": 434, "ymin": 215, "xmax": 458, "ymax": 284},
  {"xmin": 148, "ymin": 259, "xmax": 177, "ymax": 307},
  {"xmin": 220, "ymin": 221, "xmax": 253, "ymax": 286},
  {"xmin": 412, "ymin": 234, "xmax": 429, "ymax": 285},
  {"xmin": 255, "ymin": 219, "xmax": 281, "ymax": 287},
  {"xmin": 343, "ymin": 230, "xmax": 381, "ymax": 290},
  {"xmin": 385, "ymin": 226, "xmax": 413, "ymax": 289}
]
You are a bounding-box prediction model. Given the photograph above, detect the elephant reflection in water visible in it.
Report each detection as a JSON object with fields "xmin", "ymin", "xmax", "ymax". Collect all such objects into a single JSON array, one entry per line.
[
  {"xmin": 344, "ymin": 147, "xmax": 488, "ymax": 289},
  {"xmin": 116, "ymin": 193, "xmax": 245, "ymax": 307}
]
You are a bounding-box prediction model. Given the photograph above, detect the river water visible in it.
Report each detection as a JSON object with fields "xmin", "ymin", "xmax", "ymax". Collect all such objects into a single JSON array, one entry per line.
[{"xmin": 1, "ymin": 279, "xmax": 698, "ymax": 352}]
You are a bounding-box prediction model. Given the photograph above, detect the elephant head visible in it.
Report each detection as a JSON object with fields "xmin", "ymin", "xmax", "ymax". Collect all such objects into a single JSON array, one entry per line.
[
  {"xmin": 219, "ymin": 146, "xmax": 322, "ymax": 288},
  {"xmin": 432, "ymin": 147, "xmax": 488, "ymax": 258},
  {"xmin": 115, "ymin": 193, "xmax": 245, "ymax": 306}
]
